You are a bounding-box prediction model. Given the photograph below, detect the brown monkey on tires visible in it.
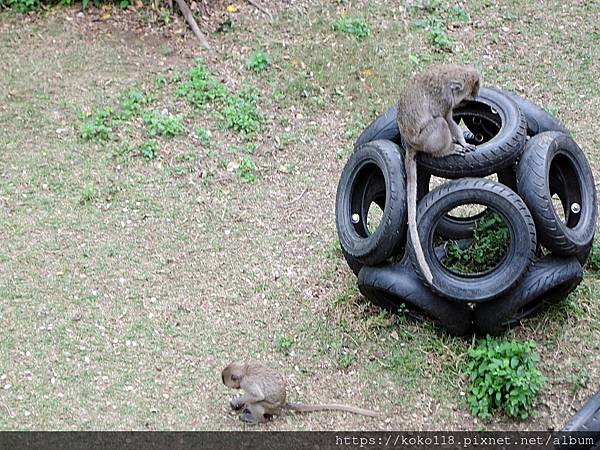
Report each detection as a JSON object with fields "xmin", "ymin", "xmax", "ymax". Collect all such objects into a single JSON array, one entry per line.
[{"xmin": 397, "ymin": 64, "xmax": 481, "ymax": 283}]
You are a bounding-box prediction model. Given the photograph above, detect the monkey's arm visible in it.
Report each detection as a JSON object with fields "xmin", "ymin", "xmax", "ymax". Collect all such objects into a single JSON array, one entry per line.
[
  {"xmin": 230, "ymin": 381, "xmax": 266, "ymax": 410},
  {"xmin": 446, "ymin": 112, "xmax": 476, "ymax": 151}
]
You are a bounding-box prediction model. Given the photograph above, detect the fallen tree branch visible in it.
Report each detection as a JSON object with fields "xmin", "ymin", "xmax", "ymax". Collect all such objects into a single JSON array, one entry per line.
[
  {"xmin": 174, "ymin": 0, "xmax": 210, "ymax": 49},
  {"xmin": 247, "ymin": 0, "xmax": 272, "ymax": 19}
]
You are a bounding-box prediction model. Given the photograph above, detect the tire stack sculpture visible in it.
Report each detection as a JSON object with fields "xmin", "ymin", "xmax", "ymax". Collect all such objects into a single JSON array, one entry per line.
[{"xmin": 335, "ymin": 87, "xmax": 597, "ymax": 336}]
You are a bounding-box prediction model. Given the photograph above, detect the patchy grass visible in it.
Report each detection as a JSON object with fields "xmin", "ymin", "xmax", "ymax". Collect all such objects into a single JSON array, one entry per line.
[{"xmin": 0, "ymin": 0, "xmax": 598, "ymax": 432}]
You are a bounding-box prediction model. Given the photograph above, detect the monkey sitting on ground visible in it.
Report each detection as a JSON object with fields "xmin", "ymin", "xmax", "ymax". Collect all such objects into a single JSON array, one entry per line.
[
  {"xmin": 221, "ymin": 361, "xmax": 380, "ymax": 424},
  {"xmin": 397, "ymin": 64, "xmax": 481, "ymax": 284}
]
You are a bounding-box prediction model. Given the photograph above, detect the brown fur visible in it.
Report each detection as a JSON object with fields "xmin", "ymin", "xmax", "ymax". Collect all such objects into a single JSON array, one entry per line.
[
  {"xmin": 397, "ymin": 64, "xmax": 481, "ymax": 283},
  {"xmin": 221, "ymin": 361, "xmax": 380, "ymax": 424}
]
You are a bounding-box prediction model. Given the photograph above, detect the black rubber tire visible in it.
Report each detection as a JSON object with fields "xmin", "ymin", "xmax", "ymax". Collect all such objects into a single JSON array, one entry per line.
[
  {"xmin": 336, "ymin": 140, "xmax": 407, "ymax": 265},
  {"xmin": 517, "ymin": 131, "xmax": 597, "ymax": 256},
  {"xmin": 417, "ymin": 168, "xmax": 517, "ymax": 239},
  {"xmin": 358, "ymin": 260, "xmax": 473, "ymax": 336},
  {"xmin": 418, "ymin": 87, "xmax": 527, "ymax": 178},
  {"xmin": 492, "ymin": 87, "xmax": 571, "ymax": 136},
  {"xmin": 473, "ymin": 255, "xmax": 583, "ymax": 335},
  {"xmin": 408, "ymin": 178, "xmax": 537, "ymax": 302},
  {"xmin": 559, "ymin": 391, "xmax": 600, "ymax": 450},
  {"xmin": 354, "ymin": 104, "xmax": 402, "ymax": 150}
]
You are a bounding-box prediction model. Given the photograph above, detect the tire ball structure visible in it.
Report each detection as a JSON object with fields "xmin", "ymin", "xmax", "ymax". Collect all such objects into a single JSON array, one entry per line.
[{"xmin": 337, "ymin": 87, "xmax": 596, "ymax": 336}]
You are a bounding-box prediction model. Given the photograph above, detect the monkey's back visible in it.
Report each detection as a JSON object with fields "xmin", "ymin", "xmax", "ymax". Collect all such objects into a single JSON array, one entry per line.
[
  {"xmin": 397, "ymin": 64, "xmax": 473, "ymax": 146},
  {"xmin": 245, "ymin": 362, "xmax": 287, "ymax": 407}
]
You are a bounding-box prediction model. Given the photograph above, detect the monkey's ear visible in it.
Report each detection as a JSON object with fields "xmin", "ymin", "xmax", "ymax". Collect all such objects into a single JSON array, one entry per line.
[{"xmin": 449, "ymin": 80, "xmax": 464, "ymax": 93}]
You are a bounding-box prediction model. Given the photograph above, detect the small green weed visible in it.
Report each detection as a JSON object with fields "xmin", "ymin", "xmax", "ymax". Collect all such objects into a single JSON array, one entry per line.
[
  {"xmin": 275, "ymin": 335, "xmax": 294, "ymax": 354},
  {"xmin": 588, "ymin": 240, "xmax": 600, "ymax": 271},
  {"xmin": 195, "ymin": 127, "xmax": 211, "ymax": 147},
  {"xmin": 568, "ymin": 369, "xmax": 590, "ymax": 394},
  {"xmin": 176, "ymin": 60, "xmax": 227, "ymax": 108},
  {"xmin": 333, "ymin": 18, "xmax": 371, "ymax": 38},
  {"xmin": 80, "ymin": 108, "xmax": 118, "ymax": 142},
  {"xmin": 467, "ymin": 338, "xmax": 545, "ymax": 420},
  {"xmin": 337, "ymin": 353, "xmax": 354, "ymax": 369},
  {"xmin": 444, "ymin": 213, "xmax": 509, "ymax": 273},
  {"xmin": 246, "ymin": 51, "xmax": 270, "ymax": 73},
  {"xmin": 236, "ymin": 156, "xmax": 257, "ymax": 183},
  {"xmin": 143, "ymin": 112, "xmax": 185, "ymax": 138},
  {"xmin": 120, "ymin": 88, "xmax": 150, "ymax": 119},
  {"xmin": 415, "ymin": 15, "xmax": 453, "ymax": 51},
  {"xmin": 222, "ymin": 87, "xmax": 262, "ymax": 136},
  {"xmin": 139, "ymin": 140, "xmax": 159, "ymax": 161},
  {"xmin": 79, "ymin": 183, "xmax": 97, "ymax": 205}
]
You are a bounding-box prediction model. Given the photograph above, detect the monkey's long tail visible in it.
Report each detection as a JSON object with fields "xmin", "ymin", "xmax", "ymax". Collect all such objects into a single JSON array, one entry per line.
[
  {"xmin": 284, "ymin": 403, "xmax": 380, "ymax": 417},
  {"xmin": 406, "ymin": 151, "xmax": 434, "ymax": 284}
]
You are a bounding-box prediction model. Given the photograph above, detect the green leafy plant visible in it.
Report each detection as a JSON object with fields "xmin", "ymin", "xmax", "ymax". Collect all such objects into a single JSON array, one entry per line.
[
  {"xmin": 246, "ymin": 50, "xmax": 270, "ymax": 73},
  {"xmin": 176, "ymin": 59, "xmax": 226, "ymax": 108},
  {"xmin": 143, "ymin": 111, "xmax": 185, "ymax": 138},
  {"xmin": 5, "ymin": 0, "xmax": 39, "ymax": 12},
  {"xmin": 449, "ymin": 4, "xmax": 470, "ymax": 22},
  {"xmin": 275, "ymin": 335, "xmax": 294, "ymax": 354},
  {"xmin": 222, "ymin": 87, "xmax": 262, "ymax": 136},
  {"xmin": 195, "ymin": 127, "xmax": 211, "ymax": 147},
  {"xmin": 120, "ymin": 88, "xmax": 150, "ymax": 119},
  {"xmin": 467, "ymin": 338, "xmax": 545, "ymax": 420},
  {"xmin": 139, "ymin": 140, "xmax": 159, "ymax": 161},
  {"xmin": 415, "ymin": 15, "xmax": 453, "ymax": 51},
  {"xmin": 236, "ymin": 156, "xmax": 257, "ymax": 183},
  {"xmin": 80, "ymin": 108, "xmax": 118, "ymax": 142},
  {"xmin": 444, "ymin": 212, "xmax": 509, "ymax": 273},
  {"xmin": 333, "ymin": 18, "xmax": 371, "ymax": 38}
]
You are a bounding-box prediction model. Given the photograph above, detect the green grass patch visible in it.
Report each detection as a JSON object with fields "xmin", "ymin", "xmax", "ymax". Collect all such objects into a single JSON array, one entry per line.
[
  {"xmin": 333, "ymin": 18, "xmax": 371, "ymax": 38},
  {"xmin": 588, "ymin": 239, "xmax": 600, "ymax": 271},
  {"xmin": 246, "ymin": 50, "xmax": 270, "ymax": 73}
]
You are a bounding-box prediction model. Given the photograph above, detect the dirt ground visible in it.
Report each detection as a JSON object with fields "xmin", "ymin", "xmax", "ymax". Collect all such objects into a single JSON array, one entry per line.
[{"xmin": 0, "ymin": 0, "xmax": 599, "ymax": 431}]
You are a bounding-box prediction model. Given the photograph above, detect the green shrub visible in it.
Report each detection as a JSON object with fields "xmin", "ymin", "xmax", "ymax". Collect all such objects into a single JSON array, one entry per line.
[
  {"xmin": 467, "ymin": 338, "xmax": 545, "ymax": 420},
  {"xmin": 333, "ymin": 18, "xmax": 371, "ymax": 38}
]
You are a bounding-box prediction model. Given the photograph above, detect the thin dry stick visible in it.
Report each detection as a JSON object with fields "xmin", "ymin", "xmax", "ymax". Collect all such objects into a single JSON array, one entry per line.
[
  {"xmin": 174, "ymin": 0, "xmax": 210, "ymax": 49},
  {"xmin": 247, "ymin": 0, "xmax": 272, "ymax": 19},
  {"xmin": 284, "ymin": 188, "xmax": 307, "ymax": 207}
]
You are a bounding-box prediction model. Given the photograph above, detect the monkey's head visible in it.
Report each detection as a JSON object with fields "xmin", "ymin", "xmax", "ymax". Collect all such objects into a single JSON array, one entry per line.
[
  {"xmin": 450, "ymin": 66, "xmax": 481, "ymax": 105},
  {"xmin": 221, "ymin": 362, "xmax": 244, "ymax": 389}
]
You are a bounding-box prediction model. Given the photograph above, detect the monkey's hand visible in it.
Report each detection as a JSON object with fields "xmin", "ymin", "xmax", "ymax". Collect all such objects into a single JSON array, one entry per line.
[
  {"xmin": 452, "ymin": 144, "xmax": 467, "ymax": 156},
  {"xmin": 230, "ymin": 396, "xmax": 245, "ymax": 410},
  {"xmin": 462, "ymin": 142, "xmax": 477, "ymax": 152}
]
